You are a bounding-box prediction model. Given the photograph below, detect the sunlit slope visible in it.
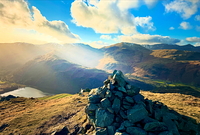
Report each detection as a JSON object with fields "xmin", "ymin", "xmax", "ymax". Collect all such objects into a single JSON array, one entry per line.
[
  {"xmin": 151, "ymin": 49, "xmax": 200, "ymax": 60},
  {"xmin": 98, "ymin": 42, "xmax": 200, "ymax": 86},
  {"xmin": 12, "ymin": 53, "xmax": 108, "ymax": 94}
]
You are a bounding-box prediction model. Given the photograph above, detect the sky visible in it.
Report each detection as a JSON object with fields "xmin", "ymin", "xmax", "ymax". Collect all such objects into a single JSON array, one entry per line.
[{"xmin": 0, "ymin": 0, "xmax": 200, "ymax": 48}]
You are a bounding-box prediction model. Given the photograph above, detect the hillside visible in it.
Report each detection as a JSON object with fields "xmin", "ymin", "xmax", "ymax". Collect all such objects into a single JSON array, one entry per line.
[
  {"xmin": 142, "ymin": 44, "xmax": 200, "ymax": 52},
  {"xmin": 0, "ymin": 91, "xmax": 199, "ymax": 134},
  {"xmin": 98, "ymin": 42, "xmax": 200, "ymax": 86},
  {"xmin": 150, "ymin": 49, "xmax": 200, "ymax": 60},
  {"xmin": 12, "ymin": 53, "xmax": 108, "ymax": 94}
]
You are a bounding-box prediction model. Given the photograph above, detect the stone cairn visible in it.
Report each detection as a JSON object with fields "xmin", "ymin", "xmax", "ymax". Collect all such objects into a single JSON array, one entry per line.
[{"xmin": 85, "ymin": 70, "xmax": 199, "ymax": 135}]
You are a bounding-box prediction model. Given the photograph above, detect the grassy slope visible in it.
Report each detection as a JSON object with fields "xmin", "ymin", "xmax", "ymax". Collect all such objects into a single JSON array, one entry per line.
[{"xmin": 0, "ymin": 91, "xmax": 200, "ymax": 135}]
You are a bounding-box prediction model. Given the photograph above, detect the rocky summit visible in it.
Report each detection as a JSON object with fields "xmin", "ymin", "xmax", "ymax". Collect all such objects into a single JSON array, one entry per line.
[{"xmin": 85, "ymin": 70, "xmax": 199, "ymax": 135}]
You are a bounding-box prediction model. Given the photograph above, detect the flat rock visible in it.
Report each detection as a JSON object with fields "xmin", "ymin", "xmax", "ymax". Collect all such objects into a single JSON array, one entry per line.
[
  {"xmin": 88, "ymin": 94, "xmax": 102, "ymax": 103},
  {"xmin": 127, "ymin": 104, "xmax": 148, "ymax": 123},
  {"xmin": 101, "ymin": 98, "xmax": 111, "ymax": 108},
  {"xmin": 112, "ymin": 97, "xmax": 121, "ymax": 113},
  {"xmin": 107, "ymin": 126, "xmax": 116, "ymax": 135},
  {"xmin": 144, "ymin": 122, "xmax": 168, "ymax": 132},
  {"xmin": 126, "ymin": 127, "xmax": 147, "ymax": 135},
  {"xmin": 95, "ymin": 109, "xmax": 114, "ymax": 127},
  {"xmin": 125, "ymin": 96, "xmax": 134, "ymax": 103}
]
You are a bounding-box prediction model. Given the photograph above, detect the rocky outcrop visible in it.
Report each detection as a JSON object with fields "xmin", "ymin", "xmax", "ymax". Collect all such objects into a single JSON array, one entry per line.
[{"xmin": 85, "ymin": 70, "xmax": 199, "ymax": 135}]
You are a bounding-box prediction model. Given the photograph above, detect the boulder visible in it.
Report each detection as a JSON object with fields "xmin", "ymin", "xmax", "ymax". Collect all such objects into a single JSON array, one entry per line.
[
  {"xmin": 95, "ymin": 109, "xmax": 114, "ymax": 127},
  {"xmin": 126, "ymin": 127, "xmax": 147, "ymax": 135},
  {"xmin": 144, "ymin": 122, "xmax": 168, "ymax": 132},
  {"xmin": 127, "ymin": 104, "xmax": 148, "ymax": 123}
]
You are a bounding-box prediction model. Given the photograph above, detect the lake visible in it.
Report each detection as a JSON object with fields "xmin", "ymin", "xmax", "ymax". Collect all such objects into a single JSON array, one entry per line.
[{"xmin": 0, "ymin": 87, "xmax": 49, "ymax": 98}]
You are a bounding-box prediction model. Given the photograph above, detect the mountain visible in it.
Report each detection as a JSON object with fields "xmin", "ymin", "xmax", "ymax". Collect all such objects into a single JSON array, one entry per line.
[
  {"xmin": 97, "ymin": 42, "xmax": 200, "ymax": 86},
  {"xmin": 142, "ymin": 44, "xmax": 200, "ymax": 52},
  {"xmin": 97, "ymin": 42, "xmax": 153, "ymax": 73},
  {"xmin": 12, "ymin": 53, "xmax": 108, "ymax": 94},
  {"xmin": 0, "ymin": 42, "xmax": 46, "ymax": 71},
  {"xmin": 150, "ymin": 49, "xmax": 200, "ymax": 60}
]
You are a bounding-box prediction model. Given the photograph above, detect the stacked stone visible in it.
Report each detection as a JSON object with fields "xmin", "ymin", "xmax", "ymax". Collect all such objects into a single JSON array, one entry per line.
[{"xmin": 85, "ymin": 70, "xmax": 199, "ymax": 135}]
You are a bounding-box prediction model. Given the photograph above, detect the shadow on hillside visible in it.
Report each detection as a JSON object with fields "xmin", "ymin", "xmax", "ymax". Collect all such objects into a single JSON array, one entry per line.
[
  {"xmin": 151, "ymin": 86, "xmax": 200, "ymax": 98},
  {"xmin": 128, "ymin": 79, "xmax": 155, "ymax": 91}
]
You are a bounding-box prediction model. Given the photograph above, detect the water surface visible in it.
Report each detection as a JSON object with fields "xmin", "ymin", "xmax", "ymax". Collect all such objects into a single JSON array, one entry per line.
[{"xmin": 0, "ymin": 87, "xmax": 49, "ymax": 98}]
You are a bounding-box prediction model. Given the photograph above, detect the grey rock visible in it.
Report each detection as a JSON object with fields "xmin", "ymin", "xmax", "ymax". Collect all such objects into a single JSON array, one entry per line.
[
  {"xmin": 164, "ymin": 112, "xmax": 178, "ymax": 120},
  {"xmin": 127, "ymin": 104, "xmax": 148, "ymax": 123},
  {"xmin": 158, "ymin": 131, "xmax": 173, "ymax": 135},
  {"xmin": 123, "ymin": 105, "xmax": 132, "ymax": 110},
  {"xmin": 145, "ymin": 100, "xmax": 153, "ymax": 114},
  {"xmin": 112, "ymin": 97, "xmax": 121, "ymax": 113},
  {"xmin": 115, "ymin": 91, "xmax": 123, "ymax": 98},
  {"xmin": 89, "ymin": 88, "xmax": 99, "ymax": 95},
  {"xmin": 125, "ymin": 96, "xmax": 134, "ymax": 103},
  {"xmin": 126, "ymin": 127, "xmax": 147, "ymax": 135},
  {"xmin": 101, "ymin": 98, "xmax": 111, "ymax": 108},
  {"xmin": 142, "ymin": 117, "xmax": 158, "ymax": 124},
  {"xmin": 125, "ymin": 84, "xmax": 131, "ymax": 90},
  {"xmin": 104, "ymin": 79, "xmax": 110, "ymax": 85},
  {"xmin": 97, "ymin": 88, "xmax": 107, "ymax": 98},
  {"xmin": 163, "ymin": 116, "xmax": 180, "ymax": 135},
  {"xmin": 122, "ymin": 100, "xmax": 132, "ymax": 106},
  {"xmin": 107, "ymin": 107, "xmax": 114, "ymax": 113},
  {"xmin": 127, "ymin": 86, "xmax": 140, "ymax": 96},
  {"xmin": 85, "ymin": 103, "xmax": 98, "ymax": 116},
  {"xmin": 114, "ymin": 132, "xmax": 123, "ymax": 135},
  {"xmin": 107, "ymin": 126, "xmax": 116, "ymax": 135},
  {"xmin": 105, "ymin": 90, "xmax": 112, "ymax": 98},
  {"xmin": 112, "ymin": 70, "xmax": 126, "ymax": 87},
  {"xmin": 118, "ymin": 123, "xmax": 126, "ymax": 131},
  {"xmin": 122, "ymin": 120, "xmax": 134, "ymax": 127},
  {"xmin": 119, "ymin": 110, "xmax": 127, "ymax": 119},
  {"xmin": 132, "ymin": 94, "xmax": 144, "ymax": 103},
  {"xmin": 95, "ymin": 128, "xmax": 108, "ymax": 135},
  {"xmin": 118, "ymin": 87, "xmax": 127, "ymax": 93},
  {"xmin": 95, "ymin": 109, "xmax": 114, "ymax": 127},
  {"xmin": 88, "ymin": 94, "xmax": 102, "ymax": 103},
  {"xmin": 144, "ymin": 122, "xmax": 168, "ymax": 132},
  {"xmin": 115, "ymin": 116, "xmax": 123, "ymax": 123}
]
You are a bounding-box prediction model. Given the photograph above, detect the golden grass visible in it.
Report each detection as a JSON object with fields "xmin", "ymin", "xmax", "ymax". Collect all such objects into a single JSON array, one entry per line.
[{"xmin": 0, "ymin": 93, "xmax": 88, "ymax": 135}]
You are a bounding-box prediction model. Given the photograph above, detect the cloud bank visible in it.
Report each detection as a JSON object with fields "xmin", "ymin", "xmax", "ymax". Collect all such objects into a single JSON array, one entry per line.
[
  {"xmin": 164, "ymin": 0, "xmax": 200, "ymax": 19},
  {"xmin": 0, "ymin": 0, "xmax": 80, "ymax": 44},
  {"xmin": 71, "ymin": 0, "xmax": 155, "ymax": 35}
]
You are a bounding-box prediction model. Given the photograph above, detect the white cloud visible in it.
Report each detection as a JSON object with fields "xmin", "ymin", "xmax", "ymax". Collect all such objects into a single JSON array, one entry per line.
[
  {"xmin": 87, "ymin": 41, "xmax": 110, "ymax": 48},
  {"xmin": 186, "ymin": 37, "xmax": 200, "ymax": 42},
  {"xmin": 179, "ymin": 22, "xmax": 192, "ymax": 30},
  {"xmin": 164, "ymin": 0, "xmax": 200, "ymax": 19},
  {"xmin": 134, "ymin": 16, "xmax": 156, "ymax": 31},
  {"xmin": 195, "ymin": 15, "xmax": 200, "ymax": 21},
  {"xmin": 169, "ymin": 27, "xmax": 175, "ymax": 30},
  {"xmin": 71, "ymin": 0, "xmax": 155, "ymax": 35},
  {"xmin": 0, "ymin": 0, "xmax": 80, "ymax": 44},
  {"xmin": 194, "ymin": 42, "xmax": 200, "ymax": 46},
  {"xmin": 100, "ymin": 35, "xmax": 112, "ymax": 40},
  {"xmin": 118, "ymin": 34, "xmax": 180, "ymax": 45},
  {"xmin": 143, "ymin": 0, "xmax": 158, "ymax": 8}
]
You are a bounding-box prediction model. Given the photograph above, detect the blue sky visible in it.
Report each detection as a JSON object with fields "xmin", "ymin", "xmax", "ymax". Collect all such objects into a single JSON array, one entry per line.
[{"xmin": 0, "ymin": 0, "xmax": 200, "ymax": 48}]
